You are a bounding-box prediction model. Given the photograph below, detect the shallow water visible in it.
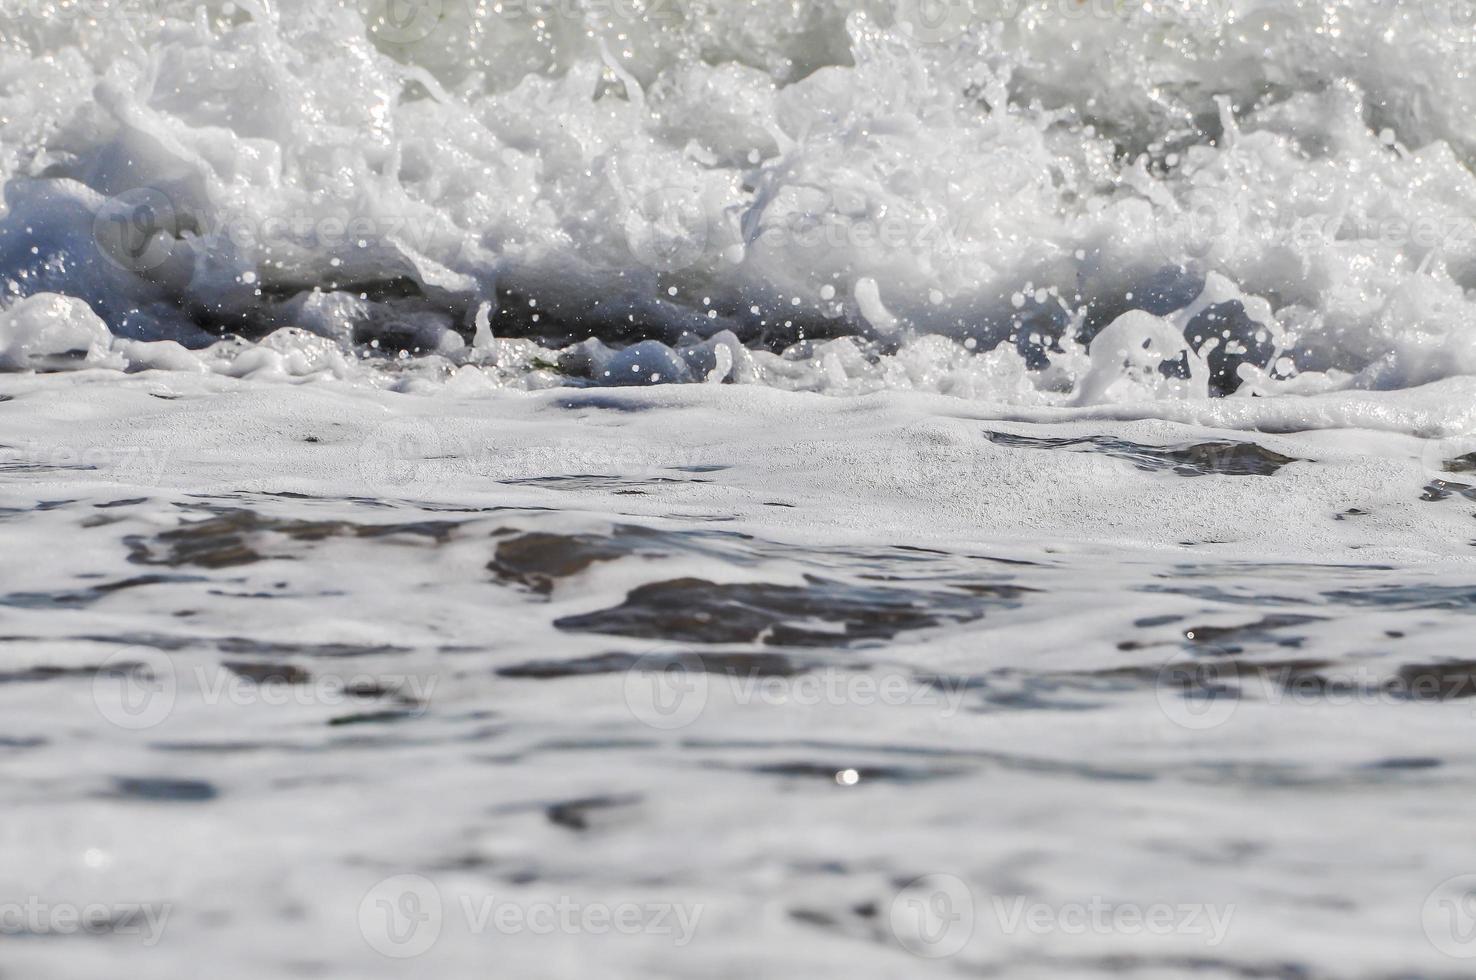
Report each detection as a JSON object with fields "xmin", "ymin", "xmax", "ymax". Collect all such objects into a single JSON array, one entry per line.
[
  {"xmin": 1, "ymin": 375, "xmax": 1475, "ymax": 977},
  {"xmin": 4, "ymin": 0, "xmax": 1476, "ymax": 977}
]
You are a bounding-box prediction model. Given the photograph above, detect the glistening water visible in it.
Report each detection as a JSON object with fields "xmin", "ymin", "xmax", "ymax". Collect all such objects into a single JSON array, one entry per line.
[{"xmin": 2, "ymin": 1, "xmax": 1476, "ymax": 976}]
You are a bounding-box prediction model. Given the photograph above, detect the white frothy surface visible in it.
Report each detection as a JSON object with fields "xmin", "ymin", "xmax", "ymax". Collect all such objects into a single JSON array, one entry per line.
[
  {"xmin": 0, "ymin": 0, "xmax": 1473, "ymax": 403},
  {"xmin": 5, "ymin": 370, "xmax": 1476, "ymax": 977},
  {"xmin": 3, "ymin": 2, "xmax": 1476, "ymax": 978}
]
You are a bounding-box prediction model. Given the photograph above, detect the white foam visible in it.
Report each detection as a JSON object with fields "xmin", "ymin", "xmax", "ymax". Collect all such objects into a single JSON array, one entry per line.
[
  {"xmin": 0, "ymin": 0, "xmax": 1470, "ymax": 409},
  {"xmin": 0, "ymin": 292, "xmax": 116, "ymax": 370}
]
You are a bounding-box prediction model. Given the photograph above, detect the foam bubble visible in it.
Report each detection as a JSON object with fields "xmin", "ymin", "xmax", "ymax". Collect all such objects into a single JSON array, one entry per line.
[{"xmin": 0, "ymin": 1, "xmax": 1471, "ymax": 409}]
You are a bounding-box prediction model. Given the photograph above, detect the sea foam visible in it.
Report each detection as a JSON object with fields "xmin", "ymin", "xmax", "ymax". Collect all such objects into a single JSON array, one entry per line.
[{"xmin": 0, "ymin": 0, "xmax": 1472, "ymax": 407}]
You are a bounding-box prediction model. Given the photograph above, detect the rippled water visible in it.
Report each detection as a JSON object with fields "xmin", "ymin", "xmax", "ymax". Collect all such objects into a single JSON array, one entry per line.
[
  {"xmin": 4, "ymin": 0, "xmax": 1476, "ymax": 976},
  {"xmin": 1, "ymin": 374, "xmax": 1475, "ymax": 976}
]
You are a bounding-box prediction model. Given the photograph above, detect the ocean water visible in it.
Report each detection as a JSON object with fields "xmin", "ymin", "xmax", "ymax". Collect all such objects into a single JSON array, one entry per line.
[{"xmin": 3, "ymin": 1, "xmax": 1476, "ymax": 976}]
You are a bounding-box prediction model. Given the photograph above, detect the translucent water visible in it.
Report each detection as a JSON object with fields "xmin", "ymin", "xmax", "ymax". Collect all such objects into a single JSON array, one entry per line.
[{"xmin": 4, "ymin": 4, "xmax": 1476, "ymax": 978}]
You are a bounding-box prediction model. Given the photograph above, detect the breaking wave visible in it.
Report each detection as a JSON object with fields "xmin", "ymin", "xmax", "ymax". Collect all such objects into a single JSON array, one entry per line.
[{"xmin": 1, "ymin": 0, "xmax": 1474, "ymax": 402}]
